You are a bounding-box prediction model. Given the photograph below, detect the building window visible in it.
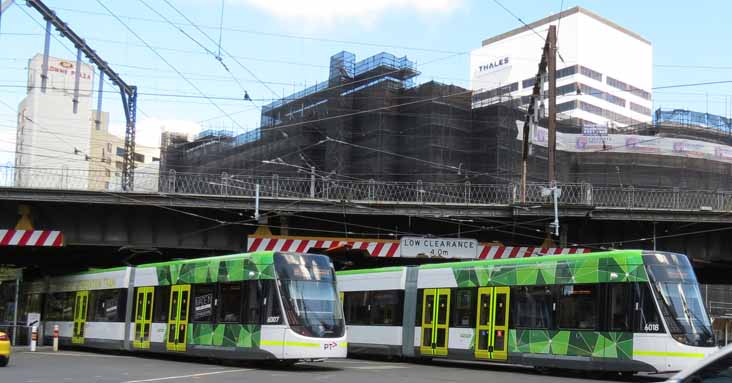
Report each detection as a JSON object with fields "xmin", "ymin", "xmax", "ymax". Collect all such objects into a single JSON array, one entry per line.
[
  {"xmin": 105, "ymin": 169, "xmax": 111, "ymax": 177},
  {"xmin": 116, "ymin": 147, "xmax": 125, "ymax": 157},
  {"xmin": 522, "ymin": 77, "xmax": 536, "ymax": 89},
  {"xmin": 218, "ymin": 283, "xmax": 242, "ymax": 323},
  {"xmin": 512, "ymin": 286, "xmax": 554, "ymax": 328},
  {"xmin": 556, "ymin": 65, "xmax": 578, "ymax": 79},
  {"xmin": 580, "ymin": 66, "xmax": 602, "ymax": 81},
  {"xmin": 606, "ymin": 76, "xmax": 651, "ymax": 100},
  {"xmin": 451, "ymin": 288, "xmax": 476, "ymax": 328},
  {"xmin": 558, "ymin": 284, "xmax": 598, "ymax": 330},
  {"xmin": 557, "ymin": 100, "xmax": 578, "ymax": 113},
  {"xmin": 579, "ymin": 83, "xmax": 626, "ymax": 107},
  {"xmin": 152, "ymin": 157, "xmax": 160, "ymax": 162},
  {"xmin": 556, "ymin": 82, "xmax": 577, "ymax": 97},
  {"xmin": 107, "ymin": 143, "xmax": 112, "ymax": 152},
  {"xmin": 630, "ymin": 102, "xmax": 651, "ymax": 116},
  {"xmin": 134, "ymin": 153, "xmax": 145, "ymax": 163}
]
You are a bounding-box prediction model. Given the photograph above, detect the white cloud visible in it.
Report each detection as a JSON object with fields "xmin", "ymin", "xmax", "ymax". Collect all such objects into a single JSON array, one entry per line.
[
  {"xmin": 109, "ymin": 118, "xmax": 202, "ymax": 148},
  {"xmin": 237, "ymin": 0, "xmax": 462, "ymax": 26}
]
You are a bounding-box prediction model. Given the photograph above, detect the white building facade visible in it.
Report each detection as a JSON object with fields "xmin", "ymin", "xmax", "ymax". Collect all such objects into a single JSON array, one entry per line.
[
  {"xmin": 470, "ymin": 7, "xmax": 653, "ymax": 129},
  {"xmin": 15, "ymin": 54, "xmax": 94, "ymax": 189}
]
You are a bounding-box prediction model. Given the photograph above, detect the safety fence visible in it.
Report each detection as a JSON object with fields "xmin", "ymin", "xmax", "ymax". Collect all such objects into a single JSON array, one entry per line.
[{"xmin": 3, "ymin": 166, "xmax": 732, "ymax": 212}]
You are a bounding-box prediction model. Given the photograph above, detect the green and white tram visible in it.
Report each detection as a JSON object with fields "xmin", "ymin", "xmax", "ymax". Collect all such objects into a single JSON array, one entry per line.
[
  {"xmin": 36, "ymin": 251, "xmax": 346, "ymax": 362},
  {"xmin": 337, "ymin": 250, "xmax": 716, "ymax": 373}
]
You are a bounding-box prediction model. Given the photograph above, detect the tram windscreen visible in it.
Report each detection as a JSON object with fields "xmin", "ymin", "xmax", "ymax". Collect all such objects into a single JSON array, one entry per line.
[
  {"xmin": 643, "ymin": 252, "xmax": 714, "ymax": 347},
  {"xmin": 274, "ymin": 253, "xmax": 345, "ymax": 338}
]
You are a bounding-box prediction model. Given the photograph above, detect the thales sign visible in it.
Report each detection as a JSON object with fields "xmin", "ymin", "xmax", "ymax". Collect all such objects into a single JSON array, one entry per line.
[{"xmin": 478, "ymin": 57, "xmax": 510, "ymax": 73}]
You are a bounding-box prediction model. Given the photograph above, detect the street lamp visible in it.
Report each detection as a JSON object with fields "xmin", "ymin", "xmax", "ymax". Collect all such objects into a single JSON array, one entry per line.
[{"xmin": 541, "ymin": 184, "xmax": 562, "ymax": 236}]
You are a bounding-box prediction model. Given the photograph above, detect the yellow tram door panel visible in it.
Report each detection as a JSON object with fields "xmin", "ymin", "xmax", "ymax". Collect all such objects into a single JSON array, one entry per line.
[
  {"xmin": 134, "ymin": 287, "xmax": 154, "ymax": 349},
  {"xmin": 491, "ymin": 287, "xmax": 510, "ymax": 361},
  {"xmin": 433, "ymin": 288, "xmax": 451, "ymax": 356},
  {"xmin": 72, "ymin": 291, "xmax": 89, "ymax": 345},
  {"xmin": 475, "ymin": 287, "xmax": 493, "ymax": 359},
  {"xmin": 166, "ymin": 285, "xmax": 191, "ymax": 352},
  {"xmin": 175, "ymin": 285, "xmax": 191, "ymax": 352},
  {"xmin": 474, "ymin": 287, "xmax": 510, "ymax": 361},
  {"xmin": 420, "ymin": 289, "xmax": 436, "ymax": 356},
  {"xmin": 420, "ymin": 288, "xmax": 451, "ymax": 357}
]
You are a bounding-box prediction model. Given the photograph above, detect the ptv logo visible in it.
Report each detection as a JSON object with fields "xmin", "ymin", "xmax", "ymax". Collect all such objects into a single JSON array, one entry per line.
[{"xmin": 323, "ymin": 342, "xmax": 338, "ymax": 350}]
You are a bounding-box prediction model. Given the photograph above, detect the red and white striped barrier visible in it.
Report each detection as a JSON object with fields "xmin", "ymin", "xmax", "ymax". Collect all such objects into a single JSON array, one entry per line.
[
  {"xmin": 0, "ymin": 230, "xmax": 64, "ymax": 247},
  {"xmin": 247, "ymin": 236, "xmax": 588, "ymax": 259}
]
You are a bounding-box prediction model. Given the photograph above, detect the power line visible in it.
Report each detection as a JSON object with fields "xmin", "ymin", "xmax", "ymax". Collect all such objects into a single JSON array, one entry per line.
[{"xmin": 95, "ymin": 0, "xmax": 247, "ymax": 134}]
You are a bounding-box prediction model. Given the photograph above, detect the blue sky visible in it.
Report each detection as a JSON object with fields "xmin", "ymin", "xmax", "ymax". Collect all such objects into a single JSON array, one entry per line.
[{"xmin": 0, "ymin": 0, "xmax": 730, "ymax": 165}]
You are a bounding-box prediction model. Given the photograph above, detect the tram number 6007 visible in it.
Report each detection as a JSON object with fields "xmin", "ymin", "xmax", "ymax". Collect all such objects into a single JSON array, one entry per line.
[
  {"xmin": 430, "ymin": 249, "xmax": 448, "ymax": 257},
  {"xmin": 644, "ymin": 323, "xmax": 660, "ymax": 332}
]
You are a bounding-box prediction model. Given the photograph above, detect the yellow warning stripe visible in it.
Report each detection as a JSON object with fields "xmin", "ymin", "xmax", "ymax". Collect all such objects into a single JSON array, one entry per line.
[
  {"xmin": 634, "ymin": 350, "xmax": 705, "ymax": 358},
  {"xmin": 260, "ymin": 340, "xmax": 320, "ymax": 348},
  {"xmin": 339, "ymin": 342, "xmax": 348, "ymax": 348}
]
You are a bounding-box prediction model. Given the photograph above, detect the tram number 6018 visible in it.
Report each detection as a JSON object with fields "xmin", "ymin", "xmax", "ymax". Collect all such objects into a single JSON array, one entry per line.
[
  {"xmin": 644, "ymin": 323, "xmax": 660, "ymax": 332},
  {"xmin": 430, "ymin": 249, "xmax": 448, "ymax": 257}
]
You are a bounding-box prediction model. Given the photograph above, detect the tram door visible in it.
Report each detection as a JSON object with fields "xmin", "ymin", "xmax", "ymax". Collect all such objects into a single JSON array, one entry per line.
[
  {"xmin": 72, "ymin": 291, "xmax": 89, "ymax": 344},
  {"xmin": 420, "ymin": 288, "xmax": 451, "ymax": 356},
  {"xmin": 475, "ymin": 287, "xmax": 510, "ymax": 360},
  {"xmin": 133, "ymin": 287, "xmax": 155, "ymax": 349},
  {"xmin": 166, "ymin": 285, "xmax": 191, "ymax": 352}
]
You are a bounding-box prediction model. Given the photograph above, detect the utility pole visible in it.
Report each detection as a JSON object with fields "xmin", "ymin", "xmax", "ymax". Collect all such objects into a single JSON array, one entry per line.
[
  {"xmin": 520, "ymin": 28, "xmax": 553, "ymax": 202},
  {"xmin": 547, "ymin": 25, "xmax": 557, "ymax": 184}
]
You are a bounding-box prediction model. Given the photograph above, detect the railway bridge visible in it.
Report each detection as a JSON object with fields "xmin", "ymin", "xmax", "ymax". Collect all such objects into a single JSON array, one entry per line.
[{"xmin": 0, "ymin": 170, "xmax": 730, "ymax": 281}]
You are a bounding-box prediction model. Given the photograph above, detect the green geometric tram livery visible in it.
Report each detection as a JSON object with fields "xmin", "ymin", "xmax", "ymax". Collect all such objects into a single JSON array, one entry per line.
[
  {"xmin": 34, "ymin": 252, "xmax": 347, "ymax": 361},
  {"xmin": 336, "ymin": 250, "xmax": 716, "ymax": 373}
]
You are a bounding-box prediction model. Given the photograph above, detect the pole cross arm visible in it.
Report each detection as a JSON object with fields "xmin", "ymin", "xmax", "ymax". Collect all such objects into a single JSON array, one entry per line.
[{"xmin": 25, "ymin": 0, "xmax": 134, "ymax": 97}]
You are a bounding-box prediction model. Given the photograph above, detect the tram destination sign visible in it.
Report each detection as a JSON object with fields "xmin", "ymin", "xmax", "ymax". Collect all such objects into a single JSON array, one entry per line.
[{"xmin": 399, "ymin": 237, "xmax": 478, "ymax": 259}]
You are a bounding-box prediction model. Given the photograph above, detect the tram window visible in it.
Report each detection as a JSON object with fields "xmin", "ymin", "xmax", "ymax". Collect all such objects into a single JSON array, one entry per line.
[
  {"xmin": 153, "ymin": 285, "xmax": 171, "ymax": 323},
  {"xmin": 218, "ymin": 283, "xmax": 242, "ymax": 323},
  {"xmin": 243, "ymin": 280, "xmax": 262, "ymax": 324},
  {"xmin": 90, "ymin": 289, "xmax": 123, "ymax": 322},
  {"xmin": 558, "ymin": 284, "xmax": 598, "ymax": 330},
  {"xmin": 370, "ymin": 290, "xmax": 403, "ymax": 326},
  {"xmin": 45, "ymin": 292, "xmax": 73, "ymax": 321},
  {"xmin": 608, "ymin": 283, "xmax": 633, "ymax": 331},
  {"xmin": 415, "ymin": 289, "xmax": 423, "ymax": 327},
  {"xmin": 634, "ymin": 283, "xmax": 664, "ymax": 333},
  {"xmin": 512, "ymin": 286, "xmax": 554, "ymax": 328},
  {"xmin": 451, "ymin": 288, "xmax": 476, "ymax": 328},
  {"xmin": 343, "ymin": 291, "xmax": 370, "ymax": 325},
  {"xmin": 192, "ymin": 284, "xmax": 215, "ymax": 323},
  {"xmin": 261, "ymin": 280, "xmax": 282, "ymax": 325}
]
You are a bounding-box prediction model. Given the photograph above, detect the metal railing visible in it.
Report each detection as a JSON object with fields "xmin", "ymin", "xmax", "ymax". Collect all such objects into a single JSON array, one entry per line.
[{"xmin": 3, "ymin": 166, "xmax": 732, "ymax": 212}]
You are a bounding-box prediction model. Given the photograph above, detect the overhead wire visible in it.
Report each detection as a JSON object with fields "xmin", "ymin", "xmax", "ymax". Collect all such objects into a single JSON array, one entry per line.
[{"xmin": 95, "ymin": 0, "xmax": 247, "ymax": 134}]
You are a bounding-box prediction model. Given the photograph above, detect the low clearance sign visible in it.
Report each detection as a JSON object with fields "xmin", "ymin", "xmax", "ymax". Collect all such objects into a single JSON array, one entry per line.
[{"xmin": 400, "ymin": 237, "xmax": 478, "ymax": 259}]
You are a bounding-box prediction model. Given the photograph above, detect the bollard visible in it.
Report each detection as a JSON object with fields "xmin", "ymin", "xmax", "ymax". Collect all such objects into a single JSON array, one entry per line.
[
  {"xmin": 30, "ymin": 325, "xmax": 38, "ymax": 352},
  {"xmin": 53, "ymin": 325, "xmax": 59, "ymax": 352}
]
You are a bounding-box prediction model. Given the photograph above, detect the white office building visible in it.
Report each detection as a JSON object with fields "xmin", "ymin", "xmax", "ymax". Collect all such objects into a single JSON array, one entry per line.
[
  {"xmin": 15, "ymin": 54, "xmax": 94, "ymax": 189},
  {"xmin": 470, "ymin": 6, "xmax": 653, "ymax": 129}
]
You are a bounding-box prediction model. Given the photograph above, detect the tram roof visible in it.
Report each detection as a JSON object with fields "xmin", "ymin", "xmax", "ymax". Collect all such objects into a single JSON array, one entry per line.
[
  {"xmin": 135, "ymin": 251, "xmax": 277, "ymax": 269},
  {"xmin": 418, "ymin": 249, "xmax": 645, "ymax": 270},
  {"xmin": 336, "ymin": 249, "xmax": 650, "ymax": 276}
]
